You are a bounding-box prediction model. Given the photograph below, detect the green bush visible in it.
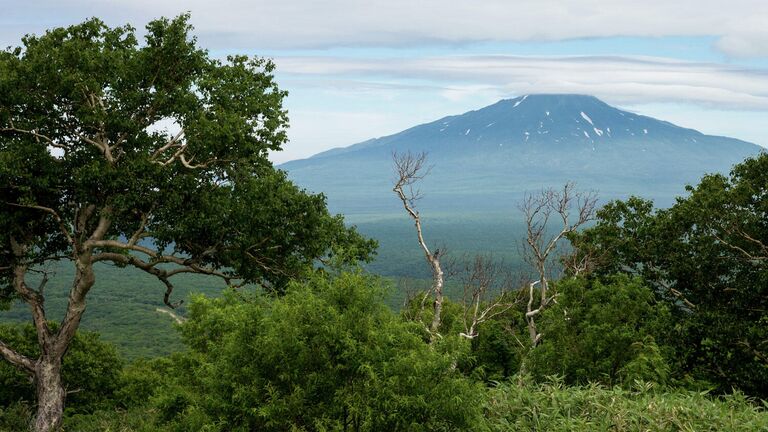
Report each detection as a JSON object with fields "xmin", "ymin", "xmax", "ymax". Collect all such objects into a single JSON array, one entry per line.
[
  {"xmin": 0, "ymin": 401, "xmax": 32, "ymax": 431},
  {"xmin": 159, "ymin": 272, "xmax": 486, "ymax": 431},
  {"xmin": 464, "ymin": 306, "xmax": 527, "ymax": 382},
  {"xmin": 528, "ymin": 275, "xmax": 671, "ymax": 386}
]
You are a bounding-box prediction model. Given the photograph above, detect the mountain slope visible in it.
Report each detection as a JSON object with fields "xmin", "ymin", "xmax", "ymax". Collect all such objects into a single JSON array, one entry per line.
[{"xmin": 282, "ymin": 94, "xmax": 761, "ymax": 216}]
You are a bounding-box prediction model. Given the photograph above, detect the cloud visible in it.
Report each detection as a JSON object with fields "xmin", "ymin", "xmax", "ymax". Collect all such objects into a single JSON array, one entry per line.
[
  {"xmin": 271, "ymin": 109, "xmax": 409, "ymax": 163},
  {"xmin": 270, "ymin": 54, "xmax": 768, "ymax": 162},
  {"xmin": 274, "ymin": 55, "xmax": 768, "ymax": 109},
  {"xmin": 715, "ymin": 33, "xmax": 768, "ymax": 58},
  {"xmin": 2, "ymin": 0, "xmax": 767, "ymax": 57},
  {"xmin": 4, "ymin": 1, "xmax": 766, "ymax": 161}
]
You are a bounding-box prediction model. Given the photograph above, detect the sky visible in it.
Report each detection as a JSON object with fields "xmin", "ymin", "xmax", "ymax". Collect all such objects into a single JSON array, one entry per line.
[{"xmin": 2, "ymin": 0, "xmax": 768, "ymax": 163}]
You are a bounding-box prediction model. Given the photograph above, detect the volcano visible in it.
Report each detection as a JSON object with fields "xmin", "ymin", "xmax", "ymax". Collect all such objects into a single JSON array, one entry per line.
[{"xmin": 281, "ymin": 94, "xmax": 762, "ymax": 216}]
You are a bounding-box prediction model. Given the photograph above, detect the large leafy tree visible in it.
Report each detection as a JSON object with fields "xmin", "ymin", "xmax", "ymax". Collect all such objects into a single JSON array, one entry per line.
[
  {"xmin": 570, "ymin": 154, "xmax": 768, "ymax": 397},
  {"xmin": 0, "ymin": 15, "xmax": 374, "ymax": 431}
]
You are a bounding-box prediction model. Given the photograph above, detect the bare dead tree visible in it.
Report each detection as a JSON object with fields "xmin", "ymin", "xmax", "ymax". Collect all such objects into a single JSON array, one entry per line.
[
  {"xmin": 455, "ymin": 254, "xmax": 518, "ymax": 339},
  {"xmin": 519, "ymin": 182, "xmax": 597, "ymax": 347},
  {"xmin": 392, "ymin": 151, "xmax": 446, "ymax": 336}
]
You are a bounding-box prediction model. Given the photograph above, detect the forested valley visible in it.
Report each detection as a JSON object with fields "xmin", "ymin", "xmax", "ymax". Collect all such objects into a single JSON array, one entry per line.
[{"xmin": 1, "ymin": 15, "xmax": 767, "ymax": 432}]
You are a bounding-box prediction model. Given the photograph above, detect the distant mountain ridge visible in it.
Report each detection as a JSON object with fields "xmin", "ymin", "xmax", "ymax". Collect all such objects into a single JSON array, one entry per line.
[
  {"xmin": 282, "ymin": 94, "xmax": 762, "ymax": 217},
  {"xmin": 310, "ymin": 95, "xmax": 720, "ymax": 158}
]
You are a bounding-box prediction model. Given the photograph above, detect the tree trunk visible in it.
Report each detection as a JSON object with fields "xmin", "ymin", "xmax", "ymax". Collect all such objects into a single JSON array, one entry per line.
[
  {"xmin": 429, "ymin": 263, "xmax": 444, "ymax": 334},
  {"xmin": 33, "ymin": 356, "xmax": 65, "ymax": 432}
]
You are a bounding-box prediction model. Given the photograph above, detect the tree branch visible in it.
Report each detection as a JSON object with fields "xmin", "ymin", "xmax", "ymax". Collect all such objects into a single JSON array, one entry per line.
[
  {"xmin": 151, "ymin": 129, "xmax": 185, "ymax": 160},
  {"xmin": 714, "ymin": 232, "xmax": 767, "ymax": 264},
  {"xmin": 519, "ymin": 183, "xmax": 597, "ymax": 346},
  {"xmin": 92, "ymin": 252, "xmax": 238, "ymax": 308},
  {"xmin": 9, "ymin": 239, "xmax": 52, "ymax": 352},
  {"xmin": 87, "ymin": 206, "xmax": 113, "ymax": 243},
  {"xmin": 0, "ymin": 340, "xmax": 35, "ymax": 374},
  {"xmin": 0, "ymin": 126, "xmax": 58, "ymax": 147},
  {"xmin": 5, "ymin": 202, "xmax": 74, "ymax": 246},
  {"xmin": 457, "ymin": 254, "xmax": 517, "ymax": 339},
  {"xmin": 392, "ymin": 151, "xmax": 445, "ymax": 335}
]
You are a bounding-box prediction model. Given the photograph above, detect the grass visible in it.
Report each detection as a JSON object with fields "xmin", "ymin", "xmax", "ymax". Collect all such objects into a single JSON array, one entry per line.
[
  {"xmin": 485, "ymin": 378, "xmax": 768, "ymax": 431},
  {"xmin": 41, "ymin": 379, "xmax": 768, "ymax": 431}
]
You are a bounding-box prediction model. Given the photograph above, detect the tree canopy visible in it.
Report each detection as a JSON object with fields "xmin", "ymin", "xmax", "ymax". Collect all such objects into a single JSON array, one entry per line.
[
  {"xmin": 0, "ymin": 14, "xmax": 375, "ymax": 298},
  {"xmin": 570, "ymin": 153, "xmax": 768, "ymax": 396}
]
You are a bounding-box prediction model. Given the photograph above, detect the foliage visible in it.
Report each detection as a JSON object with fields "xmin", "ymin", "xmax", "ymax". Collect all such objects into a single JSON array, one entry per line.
[
  {"xmin": 469, "ymin": 322, "xmax": 522, "ymax": 382},
  {"xmin": 485, "ymin": 378, "xmax": 768, "ymax": 431},
  {"xmin": 57, "ymin": 371, "xmax": 768, "ymax": 432},
  {"xmin": 399, "ymin": 291, "xmax": 466, "ymax": 338},
  {"xmin": 0, "ymin": 401, "xmax": 33, "ymax": 431},
  {"xmin": 466, "ymin": 306, "xmax": 527, "ymax": 382},
  {"xmin": 570, "ymin": 153, "xmax": 768, "ymax": 397},
  {"xmin": 0, "ymin": 11, "xmax": 374, "ymax": 316},
  {"xmin": 527, "ymin": 275, "xmax": 671, "ymax": 386},
  {"xmin": 153, "ymin": 272, "xmax": 486, "ymax": 431}
]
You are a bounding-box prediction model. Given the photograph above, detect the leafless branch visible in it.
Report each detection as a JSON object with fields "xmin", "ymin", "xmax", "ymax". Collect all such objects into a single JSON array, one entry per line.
[
  {"xmin": 519, "ymin": 182, "xmax": 597, "ymax": 346},
  {"xmin": 392, "ymin": 151, "xmax": 445, "ymax": 336},
  {"xmin": 456, "ymin": 254, "xmax": 518, "ymax": 339}
]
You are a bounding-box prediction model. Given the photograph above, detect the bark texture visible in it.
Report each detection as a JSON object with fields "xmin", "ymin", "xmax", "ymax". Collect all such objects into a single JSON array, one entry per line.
[{"xmin": 33, "ymin": 357, "xmax": 65, "ymax": 432}]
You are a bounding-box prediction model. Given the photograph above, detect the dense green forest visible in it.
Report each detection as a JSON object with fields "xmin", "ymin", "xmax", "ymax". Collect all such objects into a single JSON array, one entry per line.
[{"xmin": 1, "ymin": 15, "xmax": 767, "ymax": 432}]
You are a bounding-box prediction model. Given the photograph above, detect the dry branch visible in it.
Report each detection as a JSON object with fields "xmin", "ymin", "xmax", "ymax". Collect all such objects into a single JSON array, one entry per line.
[
  {"xmin": 392, "ymin": 151, "xmax": 445, "ymax": 336},
  {"xmin": 456, "ymin": 254, "xmax": 518, "ymax": 339},
  {"xmin": 519, "ymin": 182, "xmax": 597, "ymax": 346}
]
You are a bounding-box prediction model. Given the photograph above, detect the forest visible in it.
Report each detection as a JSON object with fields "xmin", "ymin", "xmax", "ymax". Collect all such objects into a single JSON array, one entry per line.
[{"xmin": 1, "ymin": 15, "xmax": 767, "ymax": 432}]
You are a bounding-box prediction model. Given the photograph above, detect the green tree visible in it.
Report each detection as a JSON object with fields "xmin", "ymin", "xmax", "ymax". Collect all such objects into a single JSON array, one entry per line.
[
  {"xmin": 0, "ymin": 15, "xmax": 374, "ymax": 431},
  {"xmin": 527, "ymin": 275, "xmax": 670, "ymax": 386},
  {"xmin": 467, "ymin": 306, "xmax": 527, "ymax": 382},
  {"xmin": 156, "ymin": 272, "xmax": 485, "ymax": 431},
  {"xmin": 570, "ymin": 154, "xmax": 768, "ymax": 396}
]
